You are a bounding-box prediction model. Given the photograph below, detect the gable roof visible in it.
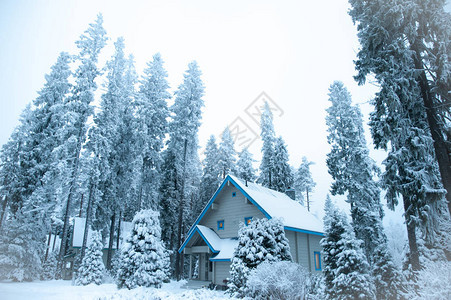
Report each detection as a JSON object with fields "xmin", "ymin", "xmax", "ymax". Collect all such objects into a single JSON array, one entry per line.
[
  {"xmin": 180, "ymin": 175, "xmax": 323, "ymax": 253},
  {"xmin": 182, "ymin": 225, "xmax": 238, "ymax": 261}
]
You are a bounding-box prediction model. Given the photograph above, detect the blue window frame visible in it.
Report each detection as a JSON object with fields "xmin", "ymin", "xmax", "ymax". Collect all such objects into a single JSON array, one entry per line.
[
  {"xmin": 244, "ymin": 217, "xmax": 253, "ymax": 226},
  {"xmin": 232, "ymin": 192, "xmax": 236, "ymax": 197},
  {"xmin": 314, "ymin": 252, "xmax": 321, "ymax": 271},
  {"xmin": 217, "ymin": 220, "xmax": 224, "ymax": 230}
]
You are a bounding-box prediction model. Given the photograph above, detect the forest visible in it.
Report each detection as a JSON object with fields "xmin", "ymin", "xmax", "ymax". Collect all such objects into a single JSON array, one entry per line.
[{"xmin": 0, "ymin": 1, "xmax": 450, "ymax": 299}]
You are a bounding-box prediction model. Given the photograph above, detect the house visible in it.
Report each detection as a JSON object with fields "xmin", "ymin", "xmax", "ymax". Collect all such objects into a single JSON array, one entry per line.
[
  {"xmin": 179, "ymin": 174, "xmax": 324, "ymax": 287},
  {"xmin": 62, "ymin": 217, "xmax": 132, "ymax": 279}
]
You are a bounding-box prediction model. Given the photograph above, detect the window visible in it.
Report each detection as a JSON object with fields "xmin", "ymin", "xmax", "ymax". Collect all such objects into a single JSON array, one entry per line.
[
  {"xmin": 217, "ymin": 220, "xmax": 224, "ymax": 230},
  {"xmin": 232, "ymin": 192, "xmax": 236, "ymax": 197},
  {"xmin": 244, "ymin": 217, "xmax": 253, "ymax": 226},
  {"xmin": 314, "ymin": 252, "xmax": 321, "ymax": 271}
]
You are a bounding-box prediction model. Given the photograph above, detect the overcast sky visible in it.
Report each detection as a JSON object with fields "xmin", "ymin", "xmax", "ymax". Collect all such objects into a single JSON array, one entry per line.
[{"xmin": 5, "ymin": 0, "xmax": 446, "ymax": 225}]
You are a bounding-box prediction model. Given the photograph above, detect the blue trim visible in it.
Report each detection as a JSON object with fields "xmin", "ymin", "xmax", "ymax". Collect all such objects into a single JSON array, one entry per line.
[
  {"xmin": 210, "ymin": 258, "xmax": 231, "ymax": 262},
  {"xmin": 178, "ymin": 226, "xmax": 219, "ymax": 254},
  {"xmin": 314, "ymin": 251, "xmax": 322, "ymax": 271},
  {"xmin": 217, "ymin": 220, "xmax": 224, "ymax": 230},
  {"xmin": 181, "ymin": 175, "xmax": 271, "ymax": 247},
  {"xmin": 284, "ymin": 226, "xmax": 324, "ymax": 236},
  {"xmin": 244, "ymin": 217, "xmax": 253, "ymax": 226}
]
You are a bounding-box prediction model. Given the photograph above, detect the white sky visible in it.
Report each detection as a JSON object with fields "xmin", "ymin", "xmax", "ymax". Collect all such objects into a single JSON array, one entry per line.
[{"xmin": 5, "ymin": 0, "xmax": 446, "ymax": 225}]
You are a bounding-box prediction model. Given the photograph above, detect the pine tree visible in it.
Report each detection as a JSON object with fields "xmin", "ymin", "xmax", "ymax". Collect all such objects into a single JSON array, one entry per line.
[
  {"xmin": 41, "ymin": 251, "xmax": 58, "ymax": 280},
  {"xmin": 57, "ymin": 14, "xmax": 107, "ymax": 270},
  {"xmin": 217, "ymin": 127, "xmax": 236, "ymax": 179},
  {"xmin": 325, "ymin": 81, "xmax": 400, "ymax": 297},
  {"xmin": 136, "ymin": 53, "xmax": 170, "ymax": 210},
  {"xmin": 294, "ymin": 157, "xmax": 316, "ymax": 210},
  {"xmin": 321, "ymin": 196, "xmax": 375, "ymax": 300},
  {"xmin": 228, "ymin": 218, "xmax": 291, "ymax": 297},
  {"xmin": 198, "ymin": 135, "xmax": 221, "ymax": 216},
  {"xmin": 160, "ymin": 61, "xmax": 204, "ymax": 279},
  {"xmin": 258, "ymin": 102, "xmax": 276, "ymax": 189},
  {"xmin": 236, "ymin": 148, "xmax": 256, "ymax": 184},
  {"xmin": 272, "ymin": 136, "xmax": 293, "ymax": 193},
  {"xmin": 349, "ymin": 0, "xmax": 451, "ymax": 215},
  {"xmin": 117, "ymin": 209, "xmax": 169, "ymax": 289},
  {"xmin": 76, "ymin": 231, "xmax": 105, "ymax": 285}
]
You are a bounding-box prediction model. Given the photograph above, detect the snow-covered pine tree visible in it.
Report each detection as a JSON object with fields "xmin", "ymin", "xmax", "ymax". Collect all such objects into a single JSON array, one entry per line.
[
  {"xmin": 41, "ymin": 251, "xmax": 58, "ymax": 280},
  {"xmin": 321, "ymin": 196, "xmax": 375, "ymax": 300},
  {"xmin": 349, "ymin": 0, "xmax": 451, "ymax": 215},
  {"xmin": 258, "ymin": 102, "xmax": 276, "ymax": 189},
  {"xmin": 0, "ymin": 209, "xmax": 46, "ymax": 282},
  {"xmin": 76, "ymin": 231, "xmax": 105, "ymax": 285},
  {"xmin": 236, "ymin": 148, "xmax": 256, "ymax": 184},
  {"xmin": 57, "ymin": 14, "xmax": 107, "ymax": 270},
  {"xmin": 160, "ymin": 61, "xmax": 204, "ymax": 279},
  {"xmin": 271, "ymin": 136, "xmax": 293, "ymax": 193},
  {"xmin": 325, "ymin": 81, "xmax": 400, "ymax": 297},
  {"xmin": 349, "ymin": 0, "xmax": 450, "ymax": 269},
  {"xmin": 294, "ymin": 156, "xmax": 316, "ymax": 209},
  {"xmin": 198, "ymin": 135, "xmax": 221, "ymax": 216},
  {"xmin": 136, "ymin": 53, "xmax": 170, "ymax": 210},
  {"xmin": 217, "ymin": 127, "xmax": 236, "ymax": 179},
  {"xmin": 116, "ymin": 209, "xmax": 169, "ymax": 289},
  {"xmin": 228, "ymin": 218, "xmax": 291, "ymax": 297}
]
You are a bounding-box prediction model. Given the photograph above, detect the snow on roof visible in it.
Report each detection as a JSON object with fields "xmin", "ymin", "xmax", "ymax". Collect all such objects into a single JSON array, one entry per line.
[
  {"xmin": 228, "ymin": 175, "xmax": 324, "ymax": 234},
  {"xmin": 72, "ymin": 217, "xmax": 132, "ymax": 249},
  {"xmin": 196, "ymin": 225, "xmax": 238, "ymax": 261}
]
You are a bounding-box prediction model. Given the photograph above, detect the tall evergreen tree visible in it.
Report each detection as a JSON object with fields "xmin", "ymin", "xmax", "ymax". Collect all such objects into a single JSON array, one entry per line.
[
  {"xmin": 349, "ymin": 0, "xmax": 451, "ymax": 215},
  {"xmin": 349, "ymin": 1, "xmax": 450, "ymax": 269},
  {"xmin": 57, "ymin": 14, "xmax": 107, "ymax": 270},
  {"xmin": 160, "ymin": 61, "xmax": 204, "ymax": 279},
  {"xmin": 294, "ymin": 156, "xmax": 316, "ymax": 210},
  {"xmin": 217, "ymin": 127, "xmax": 236, "ymax": 178},
  {"xmin": 136, "ymin": 53, "xmax": 170, "ymax": 210},
  {"xmin": 236, "ymin": 148, "xmax": 256, "ymax": 184},
  {"xmin": 325, "ymin": 81, "xmax": 400, "ymax": 297},
  {"xmin": 321, "ymin": 196, "xmax": 375, "ymax": 300},
  {"xmin": 272, "ymin": 136, "xmax": 293, "ymax": 193},
  {"xmin": 198, "ymin": 135, "xmax": 221, "ymax": 216},
  {"xmin": 258, "ymin": 102, "xmax": 276, "ymax": 189}
]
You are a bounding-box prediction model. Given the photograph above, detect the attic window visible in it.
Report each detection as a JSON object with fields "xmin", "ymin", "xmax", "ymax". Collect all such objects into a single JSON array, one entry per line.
[
  {"xmin": 244, "ymin": 217, "xmax": 252, "ymax": 226},
  {"xmin": 314, "ymin": 252, "xmax": 321, "ymax": 271},
  {"xmin": 217, "ymin": 220, "xmax": 224, "ymax": 230},
  {"xmin": 232, "ymin": 192, "xmax": 236, "ymax": 197}
]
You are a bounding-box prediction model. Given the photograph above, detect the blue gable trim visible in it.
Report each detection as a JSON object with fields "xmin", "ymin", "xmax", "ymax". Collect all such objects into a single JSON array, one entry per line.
[
  {"xmin": 181, "ymin": 175, "xmax": 271, "ymax": 247},
  {"xmin": 178, "ymin": 226, "xmax": 219, "ymax": 254},
  {"xmin": 285, "ymin": 226, "xmax": 324, "ymax": 237}
]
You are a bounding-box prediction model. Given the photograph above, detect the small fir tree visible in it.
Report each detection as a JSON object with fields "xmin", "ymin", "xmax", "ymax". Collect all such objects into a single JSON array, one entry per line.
[
  {"xmin": 272, "ymin": 136, "xmax": 293, "ymax": 193},
  {"xmin": 75, "ymin": 231, "xmax": 105, "ymax": 286},
  {"xmin": 321, "ymin": 196, "xmax": 375, "ymax": 300},
  {"xmin": 217, "ymin": 127, "xmax": 236, "ymax": 179},
  {"xmin": 41, "ymin": 251, "xmax": 58, "ymax": 281},
  {"xmin": 228, "ymin": 218, "xmax": 291, "ymax": 297},
  {"xmin": 236, "ymin": 148, "xmax": 256, "ymax": 184},
  {"xmin": 117, "ymin": 209, "xmax": 169, "ymax": 289},
  {"xmin": 294, "ymin": 157, "xmax": 316, "ymax": 208}
]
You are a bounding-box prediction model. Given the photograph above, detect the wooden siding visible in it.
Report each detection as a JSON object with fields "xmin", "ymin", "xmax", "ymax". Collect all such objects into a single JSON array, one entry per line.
[
  {"xmin": 214, "ymin": 261, "xmax": 231, "ymax": 285},
  {"xmin": 200, "ymin": 184, "xmax": 266, "ymax": 239}
]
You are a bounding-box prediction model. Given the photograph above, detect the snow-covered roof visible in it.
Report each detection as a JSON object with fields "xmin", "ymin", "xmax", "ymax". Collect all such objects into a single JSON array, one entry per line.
[
  {"xmin": 72, "ymin": 217, "xmax": 132, "ymax": 249},
  {"xmin": 228, "ymin": 175, "xmax": 324, "ymax": 234},
  {"xmin": 193, "ymin": 225, "xmax": 238, "ymax": 261}
]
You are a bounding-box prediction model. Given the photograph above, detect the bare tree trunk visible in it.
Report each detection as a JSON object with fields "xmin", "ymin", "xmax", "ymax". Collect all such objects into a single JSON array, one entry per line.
[
  {"xmin": 44, "ymin": 230, "xmax": 52, "ymax": 262},
  {"xmin": 58, "ymin": 128, "xmax": 84, "ymax": 275},
  {"xmin": 0, "ymin": 195, "xmax": 8, "ymax": 232},
  {"xmin": 175, "ymin": 139, "xmax": 188, "ymax": 280},
  {"xmin": 106, "ymin": 212, "xmax": 116, "ymax": 270},
  {"xmin": 403, "ymin": 196, "xmax": 420, "ymax": 271},
  {"xmin": 306, "ymin": 188, "xmax": 310, "ymax": 212},
  {"xmin": 81, "ymin": 183, "xmax": 95, "ymax": 259},
  {"xmin": 412, "ymin": 46, "xmax": 451, "ymax": 216},
  {"xmin": 79, "ymin": 194, "xmax": 84, "ymax": 217},
  {"xmin": 116, "ymin": 211, "xmax": 122, "ymax": 249}
]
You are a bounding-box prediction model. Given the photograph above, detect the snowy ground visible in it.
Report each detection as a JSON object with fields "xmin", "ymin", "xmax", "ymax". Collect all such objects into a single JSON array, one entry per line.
[{"xmin": 0, "ymin": 280, "xmax": 232, "ymax": 300}]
